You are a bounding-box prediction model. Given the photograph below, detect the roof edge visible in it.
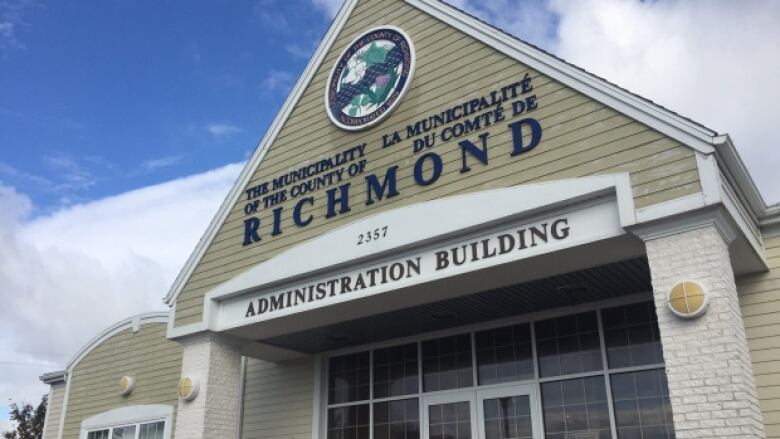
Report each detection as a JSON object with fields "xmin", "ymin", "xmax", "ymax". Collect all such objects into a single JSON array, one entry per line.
[
  {"xmin": 39, "ymin": 370, "xmax": 67, "ymax": 385},
  {"xmin": 713, "ymin": 135, "xmax": 772, "ymax": 219},
  {"xmin": 163, "ymin": 0, "xmax": 360, "ymax": 306}
]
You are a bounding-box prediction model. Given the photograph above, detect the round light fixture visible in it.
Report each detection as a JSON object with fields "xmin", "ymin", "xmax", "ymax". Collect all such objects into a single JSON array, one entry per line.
[
  {"xmin": 667, "ymin": 280, "xmax": 708, "ymax": 319},
  {"xmin": 118, "ymin": 376, "xmax": 135, "ymax": 396},
  {"xmin": 178, "ymin": 376, "xmax": 199, "ymax": 401}
]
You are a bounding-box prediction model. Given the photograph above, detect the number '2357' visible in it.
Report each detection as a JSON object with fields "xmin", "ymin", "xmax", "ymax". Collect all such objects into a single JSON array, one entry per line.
[{"xmin": 357, "ymin": 226, "xmax": 388, "ymax": 245}]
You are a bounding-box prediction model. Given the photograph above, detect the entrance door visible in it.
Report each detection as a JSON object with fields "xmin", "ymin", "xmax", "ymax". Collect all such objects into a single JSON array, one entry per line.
[
  {"xmin": 423, "ymin": 385, "xmax": 541, "ymax": 439},
  {"xmin": 423, "ymin": 391, "xmax": 478, "ymax": 439},
  {"xmin": 477, "ymin": 385, "xmax": 541, "ymax": 439}
]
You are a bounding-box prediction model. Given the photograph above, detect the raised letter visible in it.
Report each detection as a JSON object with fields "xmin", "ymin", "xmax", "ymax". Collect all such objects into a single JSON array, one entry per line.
[
  {"xmin": 243, "ymin": 217, "xmax": 261, "ymax": 246},
  {"xmin": 413, "ymin": 152, "xmax": 443, "ymax": 186},
  {"xmin": 551, "ymin": 218, "xmax": 570, "ymax": 240},
  {"xmin": 366, "ymin": 166, "xmax": 399, "ymax": 205},
  {"xmin": 326, "ymin": 184, "xmax": 351, "ymax": 218},
  {"xmin": 245, "ymin": 302, "xmax": 256, "ymax": 318},
  {"xmin": 460, "ymin": 132, "xmax": 490, "ymax": 173},
  {"xmin": 293, "ymin": 197, "xmax": 314, "ymax": 227},
  {"xmin": 509, "ymin": 118, "xmax": 543, "ymax": 156}
]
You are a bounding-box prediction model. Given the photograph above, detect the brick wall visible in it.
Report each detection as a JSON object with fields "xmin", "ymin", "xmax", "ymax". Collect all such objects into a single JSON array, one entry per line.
[
  {"xmin": 645, "ymin": 225, "xmax": 765, "ymax": 438},
  {"xmin": 174, "ymin": 335, "xmax": 242, "ymax": 439}
]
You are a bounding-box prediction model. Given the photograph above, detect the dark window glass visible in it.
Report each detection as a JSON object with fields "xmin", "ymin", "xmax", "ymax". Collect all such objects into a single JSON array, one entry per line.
[
  {"xmin": 536, "ymin": 312, "xmax": 603, "ymax": 378},
  {"xmin": 374, "ymin": 399, "xmax": 419, "ymax": 439},
  {"xmin": 329, "ymin": 351, "xmax": 371, "ymax": 404},
  {"xmin": 422, "ymin": 334, "xmax": 473, "ymax": 392},
  {"xmin": 475, "ymin": 324, "xmax": 534, "ymax": 385},
  {"xmin": 374, "ymin": 343, "xmax": 419, "ymax": 398},
  {"xmin": 87, "ymin": 430, "xmax": 109, "ymax": 439},
  {"xmin": 483, "ymin": 395, "xmax": 533, "ymax": 439},
  {"xmin": 602, "ymin": 302, "xmax": 664, "ymax": 368},
  {"xmin": 139, "ymin": 421, "xmax": 165, "ymax": 439},
  {"xmin": 542, "ymin": 376, "xmax": 612, "ymax": 439},
  {"xmin": 611, "ymin": 369, "xmax": 675, "ymax": 439},
  {"xmin": 428, "ymin": 401, "xmax": 472, "ymax": 439},
  {"xmin": 328, "ymin": 404, "xmax": 370, "ymax": 439}
]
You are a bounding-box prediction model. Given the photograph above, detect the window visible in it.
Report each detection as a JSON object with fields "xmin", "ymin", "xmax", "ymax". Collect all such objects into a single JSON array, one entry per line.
[
  {"xmin": 536, "ymin": 312, "xmax": 602, "ymax": 378},
  {"xmin": 475, "ymin": 323, "xmax": 533, "ymax": 385},
  {"xmin": 329, "ymin": 351, "xmax": 370, "ymax": 404},
  {"xmin": 483, "ymin": 395, "xmax": 533, "ymax": 439},
  {"xmin": 541, "ymin": 377, "xmax": 611, "ymax": 439},
  {"xmin": 374, "ymin": 399, "xmax": 420, "ymax": 439},
  {"xmin": 139, "ymin": 421, "xmax": 165, "ymax": 439},
  {"xmin": 611, "ymin": 369, "xmax": 675, "ymax": 439},
  {"xmin": 602, "ymin": 302, "xmax": 664, "ymax": 368},
  {"xmin": 422, "ymin": 334, "xmax": 473, "ymax": 392},
  {"xmin": 328, "ymin": 404, "xmax": 370, "ymax": 439},
  {"xmin": 87, "ymin": 420, "xmax": 166, "ymax": 439},
  {"xmin": 323, "ymin": 301, "xmax": 674, "ymax": 439},
  {"xmin": 374, "ymin": 343, "xmax": 418, "ymax": 398},
  {"xmin": 428, "ymin": 401, "xmax": 471, "ymax": 439}
]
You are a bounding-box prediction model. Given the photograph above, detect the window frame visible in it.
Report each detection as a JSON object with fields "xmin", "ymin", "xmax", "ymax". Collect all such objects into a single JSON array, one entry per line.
[
  {"xmin": 317, "ymin": 294, "xmax": 670, "ymax": 439},
  {"xmin": 79, "ymin": 405, "xmax": 172, "ymax": 439}
]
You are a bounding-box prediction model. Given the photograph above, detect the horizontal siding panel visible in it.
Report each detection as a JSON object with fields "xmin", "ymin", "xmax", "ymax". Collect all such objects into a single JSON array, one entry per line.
[
  {"xmin": 741, "ymin": 235, "xmax": 780, "ymax": 437},
  {"xmin": 242, "ymin": 357, "xmax": 314, "ymax": 439},
  {"xmin": 44, "ymin": 383, "xmax": 66, "ymax": 439}
]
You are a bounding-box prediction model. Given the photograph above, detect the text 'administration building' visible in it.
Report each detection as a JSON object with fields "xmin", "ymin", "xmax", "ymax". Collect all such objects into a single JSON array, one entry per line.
[{"xmin": 40, "ymin": 0, "xmax": 780, "ymax": 438}]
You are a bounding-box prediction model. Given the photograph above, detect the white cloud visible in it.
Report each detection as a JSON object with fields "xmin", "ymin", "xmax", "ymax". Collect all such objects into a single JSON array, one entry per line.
[
  {"xmin": 285, "ymin": 43, "xmax": 314, "ymax": 60},
  {"xmin": 310, "ymin": 0, "xmax": 343, "ymax": 18},
  {"xmin": 140, "ymin": 155, "xmax": 184, "ymax": 172},
  {"xmin": 0, "ymin": 0, "xmax": 34, "ymax": 52},
  {"xmin": 261, "ymin": 70, "xmax": 295, "ymax": 94},
  {"xmin": 43, "ymin": 152, "xmax": 98, "ymax": 192},
  {"xmin": 206, "ymin": 123, "xmax": 242, "ymax": 140},
  {"xmin": 0, "ymin": 163, "xmax": 242, "ymax": 417},
  {"xmin": 446, "ymin": 0, "xmax": 780, "ymax": 204}
]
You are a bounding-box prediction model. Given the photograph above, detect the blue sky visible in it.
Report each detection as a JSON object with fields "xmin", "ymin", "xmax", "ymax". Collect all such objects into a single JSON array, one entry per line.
[
  {"xmin": 1, "ymin": 0, "xmax": 779, "ymax": 433},
  {"xmin": 0, "ymin": 0, "xmax": 333, "ymax": 210}
]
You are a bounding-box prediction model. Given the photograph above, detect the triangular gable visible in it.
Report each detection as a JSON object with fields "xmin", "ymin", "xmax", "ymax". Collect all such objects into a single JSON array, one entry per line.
[{"xmin": 165, "ymin": 0, "xmax": 727, "ymax": 330}]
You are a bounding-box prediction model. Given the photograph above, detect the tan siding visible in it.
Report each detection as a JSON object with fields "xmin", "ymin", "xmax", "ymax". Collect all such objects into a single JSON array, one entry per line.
[
  {"xmin": 174, "ymin": 0, "xmax": 700, "ymax": 326},
  {"xmin": 43, "ymin": 383, "xmax": 66, "ymax": 439},
  {"xmin": 241, "ymin": 357, "xmax": 314, "ymax": 439},
  {"xmin": 739, "ymin": 235, "xmax": 780, "ymax": 437},
  {"xmin": 60, "ymin": 323, "xmax": 182, "ymax": 439}
]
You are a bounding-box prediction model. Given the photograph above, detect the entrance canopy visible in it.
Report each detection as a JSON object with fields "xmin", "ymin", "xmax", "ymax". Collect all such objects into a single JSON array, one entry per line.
[{"xmin": 184, "ymin": 174, "xmax": 657, "ymax": 360}]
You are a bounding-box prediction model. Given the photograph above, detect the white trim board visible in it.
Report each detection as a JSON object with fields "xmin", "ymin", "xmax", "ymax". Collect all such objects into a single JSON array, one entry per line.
[{"xmin": 163, "ymin": 0, "xmax": 774, "ymax": 322}]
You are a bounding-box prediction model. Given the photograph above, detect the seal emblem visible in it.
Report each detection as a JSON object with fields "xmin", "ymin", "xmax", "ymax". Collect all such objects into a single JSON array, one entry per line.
[{"xmin": 326, "ymin": 26, "xmax": 415, "ymax": 131}]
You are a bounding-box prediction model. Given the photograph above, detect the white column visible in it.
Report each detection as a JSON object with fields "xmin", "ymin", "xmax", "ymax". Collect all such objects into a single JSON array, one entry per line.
[
  {"xmin": 174, "ymin": 334, "xmax": 243, "ymax": 439},
  {"xmin": 642, "ymin": 222, "xmax": 765, "ymax": 438}
]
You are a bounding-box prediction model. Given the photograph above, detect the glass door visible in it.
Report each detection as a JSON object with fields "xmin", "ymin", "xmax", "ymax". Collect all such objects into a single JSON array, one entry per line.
[
  {"xmin": 423, "ymin": 385, "xmax": 541, "ymax": 439},
  {"xmin": 423, "ymin": 391, "xmax": 478, "ymax": 439},
  {"xmin": 477, "ymin": 385, "xmax": 541, "ymax": 439}
]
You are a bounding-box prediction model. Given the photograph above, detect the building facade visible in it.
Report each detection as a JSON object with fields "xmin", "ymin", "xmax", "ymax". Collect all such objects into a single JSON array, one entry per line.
[{"xmin": 40, "ymin": 0, "xmax": 780, "ymax": 438}]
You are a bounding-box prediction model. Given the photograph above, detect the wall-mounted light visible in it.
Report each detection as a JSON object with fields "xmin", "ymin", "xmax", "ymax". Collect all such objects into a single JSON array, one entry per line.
[
  {"xmin": 118, "ymin": 376, "xmax": 135, "ymax": 396},
  {"xmin": 667, "ymin": 280, "xmax": 708, "ymax": 319},
  {"xmin": 178, "ymin": 377, "xmax": 200, "ymax": 401}
]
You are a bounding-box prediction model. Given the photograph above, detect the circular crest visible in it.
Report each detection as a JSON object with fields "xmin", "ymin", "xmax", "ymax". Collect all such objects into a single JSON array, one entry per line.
[{"xmin": 325, "ymin": 26, "xmax": 415, "ymax": 131}]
